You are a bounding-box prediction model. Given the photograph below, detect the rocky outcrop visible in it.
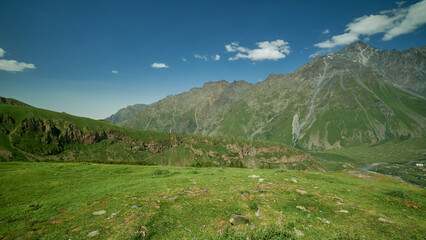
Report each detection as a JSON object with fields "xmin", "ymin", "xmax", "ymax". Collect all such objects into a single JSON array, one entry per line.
[
  {"xmin": 14, "ymin": 118, "xmax": 108, "ymax": 154},
  {"xmin": 0, "ymin": 114, "xmax": 16, "ymax": 134}
]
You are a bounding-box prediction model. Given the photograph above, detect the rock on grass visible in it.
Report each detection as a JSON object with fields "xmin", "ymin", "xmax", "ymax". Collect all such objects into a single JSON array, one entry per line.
[
  {"xmin": 87, "ymin": 230, "xmax": 99, "ymax": 237},
  {"xmin": 378, "ymin": 217, "xmax": 393, "ymax": 223},
  {"xmin": 92, "ymin": 210, "xmax": 106, "ymax": 215},
  {"xmin": 229, "ymin": 215, "xmax": 249, "ymax": 225}
]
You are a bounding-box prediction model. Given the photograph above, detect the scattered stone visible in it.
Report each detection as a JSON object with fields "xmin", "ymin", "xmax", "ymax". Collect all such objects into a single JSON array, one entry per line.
[
  {"xmin": 167, "ymin": 188, "xmax": 172, "ymax": 191},
  {"xmin": 296, "ymin": 206, "xmax": 307, "ymax": 211},
  {"xmin": 349, "ymin": 205, "xmax": 357, "ymax": 209},
  {"xmin": 87, "ymin": 230, "xmax": 99, "ymax": 237},
  {"xmin": 294, "ymin": 227, "xmax": 304, "ymax": 236},
  {"xmin": 291, "ymin": 178, "xmax": 298, "ymax": 183},
  {"xmin": 230, "ymin": 215, "xmax": 249, "ymax": 225},
  {"xmin": 249, "ymin": 194, "xmax": 255, "ymax": 201},
  {"xmin": 255, "ymin": 208, "xmax": 262, "ymax": 217},
  {"xmin": 92, "ymin": 210, "xmax": 106, "ymax": 215},
  {"xmin": 296, "ymin": 189, "xmax": 307, "ymax": 195},
  {"xmin": 248, "ymin": 175, "xmax": 260, "ymax": 178},
  {"xmin": 337, "ymin": 210, "xmax": 348, "ymax": 213},
  {"xmin": 313, "ymin": 186, "xmax": 318, "ymax": 189},
  {"xmin": 378, "ymin": 217, "xmax": 393, "ymax": 223},
  {"xmin": 284, "ymin": 178, "xmax": 289, "ymax": 181},
  {"xmin": 250, "ymin": 223, "xmax": 255, "ymax": 230},
  {"xmin": 316, "ymin": 217, "xmax": 330, "ymax": 224},
  {"xmin": 168, "ymin": 196, "xmax": 177, "ymax": 201},
  {"xmin": 333, "ymin": 196, "xmax": 343, "ymax": 202},
  {"xmin": 259, "ymin": 178, "xmax": 264, "ymax": 183},
  {"xmin": 259, "ymin": 194, "xmax": 265, "ymax": 197},
  {"xmin": 106, "ymin": 211, "xmax": 119, "ymax": 220},
  {"xmin": 307, "ymin": 206, "xmax": 317, "ymax": 211},
  {"xmin": 336, "ymin": 202, "xmax": 344, "ymax": 205},
  {"xmin": 217, "ymin": 199, "xmax": 223, "ymax": 202},
  {"xmin": 130, "ymin": 205, "xmax": 138, "ymax": 209},
  {"xmin": 185, "ymin": 228, "xmax": 191, "ymax": 232}
]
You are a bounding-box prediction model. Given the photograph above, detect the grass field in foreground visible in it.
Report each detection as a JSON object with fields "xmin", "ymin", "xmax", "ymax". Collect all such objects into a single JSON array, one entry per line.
[{"xmin": 0, "ymin": 162, "xmax": 424, "ymax": 239}]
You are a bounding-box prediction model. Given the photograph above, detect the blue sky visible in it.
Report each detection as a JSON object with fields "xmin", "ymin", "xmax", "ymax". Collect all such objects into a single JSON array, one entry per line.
[{"xmin": 1, "ymin": 0, "xmax": 425, "ymax": 119}]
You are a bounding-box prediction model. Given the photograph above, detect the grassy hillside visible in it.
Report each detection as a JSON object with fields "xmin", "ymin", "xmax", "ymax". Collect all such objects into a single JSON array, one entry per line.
[
  {"xmin": 0, "ymin": 162, "xmax": 424, "ymax": 239},
  {"xmin": 0, "ymin": 98, "xmax": 319, "ymax": 171}
]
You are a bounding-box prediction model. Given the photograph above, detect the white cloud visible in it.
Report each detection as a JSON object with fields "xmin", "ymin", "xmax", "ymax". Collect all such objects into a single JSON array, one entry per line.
[
  {"xmin": 0, "ymin": 59, "xmax": 36, "ymax": 72},
  {"xmin": 112, "ymin": 70, "xmax": 118, "ymax": 74},
  {"xmin": 396, "ymin": 1, "xmax": 406, "ymax": 7},
  {"xmin": 151, "ymin": 62, "xmax": 169, "ymax": 68},
  {"xmin": 315, "ymin": 32, "xmax": 359, "ymax": 48},
  {"xmin": 225, "ymin": 39, "xmax": 290, "ymax": 61},
  {"xmin": 347, "ymin": 15, "xmax": 396, "ymax": 35},
  {"xmin": 383, "ymin": 0, "xmax": 426, "ymax": 40},
  {"xmin": 0, "ymin": 47, "xmax": 36, "ymax": 72},
  {"xmin": 182, "ymin": 57, "xmax": 187, "ymax": 62},
  {"xmin": 314, "ymin": 0, "xmax": 426, "ymax": 48},
  {"xmin": 213, "ymin": 54, "xmax": 220, "ymax": 61},
  {"xmin": 194, "ymin": 54, "xmax": 208, "ymax": 61},
  {"xmin": 322, "ymin": 29, "xmax": 330, "ymax": 34}
]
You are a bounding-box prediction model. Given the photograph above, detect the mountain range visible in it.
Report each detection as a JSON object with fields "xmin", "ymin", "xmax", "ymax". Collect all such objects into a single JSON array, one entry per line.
[{"xmin": 107, "ymin": 42, "xmax": 426, "ymax": 152}]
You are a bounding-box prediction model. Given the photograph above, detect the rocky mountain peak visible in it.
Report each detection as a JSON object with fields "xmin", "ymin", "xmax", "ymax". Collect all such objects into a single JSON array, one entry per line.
[
  {"xmin": 340, "ymin": 41, "xmax": 376, "ymax": 54},
  {"xmin": 335, "ymin": 42, "xmax": 426, "ymax": 96}
]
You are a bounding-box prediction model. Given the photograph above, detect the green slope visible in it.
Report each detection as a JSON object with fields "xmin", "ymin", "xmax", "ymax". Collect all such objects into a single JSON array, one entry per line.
[
  {"xmin": 0, "ymin": 162, "xmax": 424, "ymax": 239},
  {"xmin": 0, "ymin": 98, "xmax": 319, "ymax": 171}
]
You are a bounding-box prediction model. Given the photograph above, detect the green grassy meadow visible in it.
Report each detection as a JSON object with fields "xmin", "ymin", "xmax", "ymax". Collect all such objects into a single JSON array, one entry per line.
[{"xmin": 1, "ymin": 162, "xmax": 424, "ymax": 239}]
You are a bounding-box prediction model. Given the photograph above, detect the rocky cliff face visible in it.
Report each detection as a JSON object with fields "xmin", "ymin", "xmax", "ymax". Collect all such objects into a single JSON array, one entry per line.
[
  {"xmin": 231, "ymin": 51, "xmax": 425, "ymax": 150},
  {"xmin": 13, "ymin": 118, "xmax": 108, "ymax": 154},
  {"xmin": 119, "ymin": 80, "xmax": 254, "ymax": 135},
  {"xmin": 108, "ymin": 42, "xmax": 426, "ymax": 151},
  {"xmin": 338, "ymin": 41, "xmax": 426, "ymax": 97}
]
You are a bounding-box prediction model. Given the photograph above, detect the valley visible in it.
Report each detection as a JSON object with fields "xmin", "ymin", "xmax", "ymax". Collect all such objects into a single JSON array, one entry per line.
[{"xmin": 0, "ymin": 42, "xmax": 424, "ymax": 239}]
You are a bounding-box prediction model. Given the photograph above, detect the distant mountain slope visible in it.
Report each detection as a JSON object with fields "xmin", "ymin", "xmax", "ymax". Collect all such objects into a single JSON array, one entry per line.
[
  {"xmin": 118, "ymin": 80, "xmax": 254, "ymax": 135},
  {"xmin": 105, "ymin": 104, "xmax": 147, "ymax": 124},
  {"xmin": 339, "ymin": 41, "xmax": 426, "ymax": 97},
  {"xmin": 112, "ymin": 42, "xmax": 425, "ymax": 151},
  {"xmin": 0, "ymin": 97, "xmax": 318, "ymax": 170}
]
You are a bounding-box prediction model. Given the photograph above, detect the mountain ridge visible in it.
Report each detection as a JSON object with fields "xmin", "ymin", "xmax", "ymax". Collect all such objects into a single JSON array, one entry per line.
[
  {"xmin": 107, "ymin": 42, "xmax": 426, "ymax": 153},
  {"xmin": 0, "ymin": 97, "xmax": 319, "ymax": 170}
]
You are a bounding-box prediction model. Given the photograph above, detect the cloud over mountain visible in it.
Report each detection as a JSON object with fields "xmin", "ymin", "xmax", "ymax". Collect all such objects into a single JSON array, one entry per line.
[
  {"xmin": 315, "ymin": 0, "xmax": 426, "ymax": 48},
  {"xmin": 226, "ymin": 39, "xmax": 290, "ymax": 61}
]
